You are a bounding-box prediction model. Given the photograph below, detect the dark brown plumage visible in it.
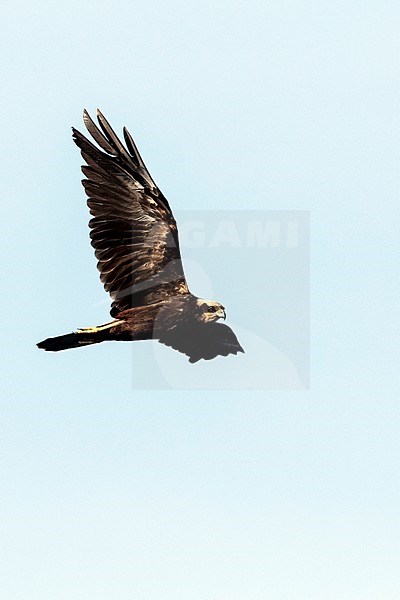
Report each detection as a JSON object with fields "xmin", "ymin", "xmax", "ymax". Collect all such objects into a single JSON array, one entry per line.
[{"xmin": 37, "ymin": 110, "xmax": 244, "ymax": 363}]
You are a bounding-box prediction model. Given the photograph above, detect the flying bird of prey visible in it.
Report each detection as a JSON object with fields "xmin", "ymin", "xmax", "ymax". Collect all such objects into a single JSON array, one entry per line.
[{"xmin": 37, "ymin": 110, "xmax": 244, "ymax": 363}]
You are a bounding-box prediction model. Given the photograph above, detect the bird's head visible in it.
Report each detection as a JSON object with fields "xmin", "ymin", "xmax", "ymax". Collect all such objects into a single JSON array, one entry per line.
[{"xmin": 195, "ymin": 299, "xmax": 226, "ymax": 323}]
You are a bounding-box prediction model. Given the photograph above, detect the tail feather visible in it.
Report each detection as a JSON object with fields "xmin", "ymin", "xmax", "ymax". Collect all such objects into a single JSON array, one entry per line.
[{"xmin": 37, "ymin": 331, "xmax": 101, "ymax": 352}]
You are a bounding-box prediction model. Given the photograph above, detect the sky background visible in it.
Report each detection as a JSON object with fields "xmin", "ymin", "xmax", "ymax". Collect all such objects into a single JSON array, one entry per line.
[{"xmin": 1, "ymin": 0, "xmax": 399, "ymax": 598}]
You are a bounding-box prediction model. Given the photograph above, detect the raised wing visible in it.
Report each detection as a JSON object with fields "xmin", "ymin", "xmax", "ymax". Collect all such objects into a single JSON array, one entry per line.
[
  {"xmin": 157, "ymin": 321, "xmax": 245, "ymax": 363},
  {"xmin": 72, "ymin": 109, "xmax": 189, "ymax": 316}
]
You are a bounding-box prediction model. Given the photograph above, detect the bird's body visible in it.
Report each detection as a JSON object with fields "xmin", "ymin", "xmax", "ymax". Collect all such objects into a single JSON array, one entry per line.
[{"xmin": 37, "ymin": 110, "xmax": 244, "ymax": 363}]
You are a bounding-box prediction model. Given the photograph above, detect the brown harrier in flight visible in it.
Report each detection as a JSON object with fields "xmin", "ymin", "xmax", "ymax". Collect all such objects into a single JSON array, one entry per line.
[{"xmin": 37, "ymin": 110, "xmax": 244, "ymax": 363}]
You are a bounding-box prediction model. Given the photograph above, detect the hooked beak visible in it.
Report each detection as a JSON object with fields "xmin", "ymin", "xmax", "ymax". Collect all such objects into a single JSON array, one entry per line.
[{"xmin": 216, "ymin": 308, "xmax": 226, "ymax": 320}]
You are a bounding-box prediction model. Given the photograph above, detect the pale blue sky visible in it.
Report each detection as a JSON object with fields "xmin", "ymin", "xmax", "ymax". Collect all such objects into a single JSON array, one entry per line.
[{"xmin": 1, "ymin": 1, "xmax": 399, "ymax": 598}]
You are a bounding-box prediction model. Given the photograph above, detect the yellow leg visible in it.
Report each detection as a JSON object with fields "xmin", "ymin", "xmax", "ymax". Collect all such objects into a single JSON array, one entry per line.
[{"xmin": 77, "ymin": 320, "xmax": 123, "ymax": 334}]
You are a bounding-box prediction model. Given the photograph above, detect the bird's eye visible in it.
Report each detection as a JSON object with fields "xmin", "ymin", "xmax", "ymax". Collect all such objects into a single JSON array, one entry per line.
[{"xmin": 208, "ymin": 306, "xmax": 216, "ymax": 312}]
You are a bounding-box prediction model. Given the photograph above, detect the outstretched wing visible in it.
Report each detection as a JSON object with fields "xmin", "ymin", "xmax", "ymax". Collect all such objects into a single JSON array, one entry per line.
[
  {"xmin": 72, "ymin": 109, "xmax": 189, "ymax": 316},
  {"xmin": 157, "ymin": 321, "xmax": 244, "ymax": 363}
]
